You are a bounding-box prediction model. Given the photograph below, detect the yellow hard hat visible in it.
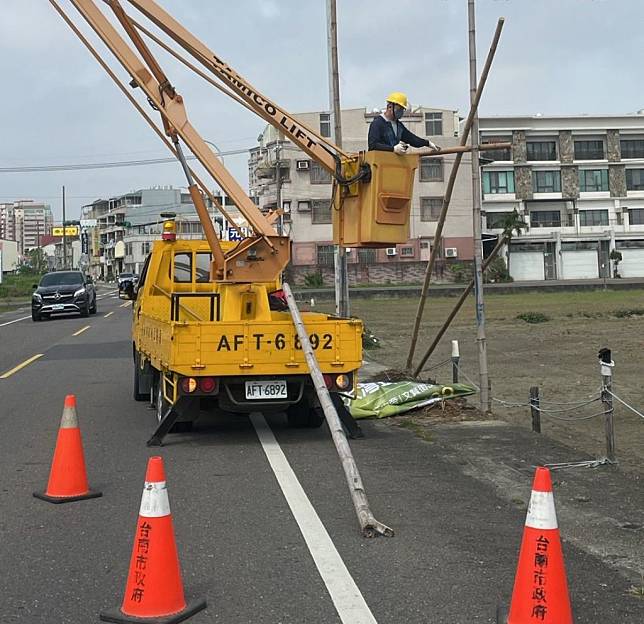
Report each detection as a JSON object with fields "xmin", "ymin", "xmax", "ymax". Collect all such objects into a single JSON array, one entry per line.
[{"xmin": 386, "ymin": 91, "xmax": 408, "ymax": 109}]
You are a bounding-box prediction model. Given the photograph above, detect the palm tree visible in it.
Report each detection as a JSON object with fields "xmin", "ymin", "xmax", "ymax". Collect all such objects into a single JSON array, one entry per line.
[{"xmin": 494, "ymin": 209, "xmax": 526, "ymax": 278}]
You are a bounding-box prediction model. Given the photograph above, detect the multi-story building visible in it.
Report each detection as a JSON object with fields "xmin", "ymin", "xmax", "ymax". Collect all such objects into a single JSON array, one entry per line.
[
  {"xmin": 249, "ymin": 106, "xmax": 474, "ymax": 285},
  {"xmin": 82, "ymin": 187, "xmax": 241, "ymax": 279},
  {"xmin": 0, "ymin": 200, "xmax": 53, "ymax": 256},
  {"xmin": 479, "ymin": 113, "xmax": 644, "ymax": 280}
]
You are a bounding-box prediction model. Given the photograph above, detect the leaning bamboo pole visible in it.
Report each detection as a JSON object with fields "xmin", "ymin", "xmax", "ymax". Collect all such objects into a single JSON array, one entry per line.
[
  {"xmin": 413, "ymin": 236, "xmax": 506, "ymax": 377},
  {"xmin": 406, "ymin": 17, "xmax": 505, "ymax": 372},
  {"xmin": 282, "ymin": 283, "xmax": 393, "ymax": 538}
]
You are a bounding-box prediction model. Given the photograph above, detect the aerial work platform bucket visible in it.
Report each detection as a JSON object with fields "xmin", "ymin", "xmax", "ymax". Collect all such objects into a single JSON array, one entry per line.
[{"xmin": 333, "ymin": 151, "xmax": 419, "ymax": 247}]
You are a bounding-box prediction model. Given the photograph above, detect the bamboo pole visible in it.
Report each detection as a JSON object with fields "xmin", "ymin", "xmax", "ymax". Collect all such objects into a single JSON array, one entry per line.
[
  {"xmin": 406, "ymin": 17, "xmax": 505, "ymax": 372},
  {"xmin": 413, "ymin": 235, "xmax": 506, "ymax": 377},
  {"xmin": 282, "ymin": 283, "xmax": 393, "ymax": 538}
]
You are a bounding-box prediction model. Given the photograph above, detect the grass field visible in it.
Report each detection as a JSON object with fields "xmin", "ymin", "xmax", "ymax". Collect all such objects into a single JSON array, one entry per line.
[
  {"xmin": 0, "ymin": 274, "xmax": 42, "ymax": 299},
  {"xmin": 315, "ymin": 288, "xmax": 644, "ymax": 475}
]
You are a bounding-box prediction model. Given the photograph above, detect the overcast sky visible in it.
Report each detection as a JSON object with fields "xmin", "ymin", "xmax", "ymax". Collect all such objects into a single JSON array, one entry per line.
[{"xmin": 1, "ymin": 0, "xmax": 642, "ymax": 222}]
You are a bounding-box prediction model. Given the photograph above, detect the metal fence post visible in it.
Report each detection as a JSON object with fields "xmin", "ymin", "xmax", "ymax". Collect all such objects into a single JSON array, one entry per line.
[
  {"xmin": 598, "ymin": 348, "xmax": 616, "ymax": 463},
  {"xmin": 530, "ymin": 386, "xmax": 541, "ymax": 433},
  {"xmin": 451, "ymin": 340, "xmax": 460, "ymax": 384}
]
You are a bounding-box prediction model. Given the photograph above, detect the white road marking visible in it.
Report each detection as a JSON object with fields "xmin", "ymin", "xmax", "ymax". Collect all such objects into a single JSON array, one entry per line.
[
  {"xmin": 250, "ymin": 413, "xmax": 378, "ymax": 624},
  {"xmin": 119, "ymin": 301, "xmax": 132, "ymax": 308},
  {"xmin": 72, "ymin": 325, "xmax": 91, "ymax": 336},
  {"xmin": 0, "ymin": 315, "xmax": 31, "ymax": 327},
  {"xmin": 104, "ymin": 311, "xmax": 114, "ymax": 318}
]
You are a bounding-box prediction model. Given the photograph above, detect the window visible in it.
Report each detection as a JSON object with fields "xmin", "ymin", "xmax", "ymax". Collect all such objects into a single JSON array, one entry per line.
[
  {"xmin": 173, "ymin": 252, "xmax": 192, "ymax": 282},
  {"xmin": 310, "ymin": 160, "xmax": 332, "ymax": 184},
  {"xmin": 357, "ymin": 248, "xmax": 376, "ymax": 264},
  {"xmin": 419, "ymin": 157, "xmax": 444, "ymax": 182},
  {"xmin": 533, "ymin": 170, "xmax": 561, "ymax": 193},
  {"xmin": 142, "ymin": 242, "xmax": 151, "ymax": 255},
  {"xmin": 420, "ymin": 197, "xmax": 443, "ymax": 221},
  {"xmin": 311, "ymin": 199, "xmax": 332, "ymax": 224},
  {"xmin": 482, "ymin": 170, "xmax": 515, "ymax": 194},
  {"xmin": 297, "ymin": 200, "xmax": 311, "ymax": 212},
  {"xmin": 481, "ymin": 136, "xmax": 512, "ymax": 161},
  {"xmin": 626, "ymin": 169, "xmax": 644, "ymax": 191},
  {"xmin": 195, "ymin": 252, "xmax": 212, "ymax": 283},
  {"xmin": 320, "ymin": 113, "xmax": 331, "ymax": 138},
  {"xmin": 486, "ymin": 212, "xmax": 516, "ymax": 229},
  {"xmin": 579, "ymin": 169, "xmax": 609, "ymax": 192},
  {"xmin": 282, "ymin": 200, "xmax": 292, "ymax": 223},
  {"xmin": 526, "ymin": 141, "xmax": 557, "ymax": 161},
  {"xmin": 579, "ymin": 210, "xmax": 609, "ymax": 226},
  {"xmin": 574, "ymin": 140, "xmax": 604, "ymax": 160},
  {"xmin": 317, "ymin": 244, "xmax": 334, "ymax": 266},
  {"xmin": 425, "ymin": 112, "xmax": 442, "ymax": 136},
  {"xmin": 629, "ymin": 209, "xmax": 644, "ymax": 225},
  {"xmin": 530, "ymin": 211, "xmax": 561, "ymax": 227},
  {"xmin": 621, "ymin": 139, "xmax": 644, "ymax": 159},
  {"xmin": 400, "ymin": 246, "xmax": 414, "ymax": 257}
]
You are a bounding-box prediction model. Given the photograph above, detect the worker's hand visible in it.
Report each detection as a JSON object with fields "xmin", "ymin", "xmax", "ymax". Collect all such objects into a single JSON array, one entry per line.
[
  {"xmin": 427, "ymin": 140, "xmax": 441, "ymax": 152},
  {"xmin": 393, "ymin": 142, "xmax": 409, "ymax": 155}
]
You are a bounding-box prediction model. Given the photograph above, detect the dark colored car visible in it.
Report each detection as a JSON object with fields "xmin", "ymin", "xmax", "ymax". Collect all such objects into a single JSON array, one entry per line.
[
  {"xmin": 118, "ymin": 274, "xmax": 138, "ymax": 299},
  {"xmin": 32, "ymin": 271, "xmax": 97, "ymax": 321}
]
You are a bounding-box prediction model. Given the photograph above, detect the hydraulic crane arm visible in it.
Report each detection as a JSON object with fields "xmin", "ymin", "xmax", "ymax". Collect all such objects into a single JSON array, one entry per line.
[{"xmin": 56, "ymin": 0, "xmax": 289, "ymax": 282}]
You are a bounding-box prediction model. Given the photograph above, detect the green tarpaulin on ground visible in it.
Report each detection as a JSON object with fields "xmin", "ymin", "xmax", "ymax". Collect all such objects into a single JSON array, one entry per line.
[{"xmin": 346, "ymin": 381, "xmax": 476, "ymax": 419}]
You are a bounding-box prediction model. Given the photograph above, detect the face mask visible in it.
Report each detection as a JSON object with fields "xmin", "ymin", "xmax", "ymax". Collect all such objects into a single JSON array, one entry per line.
[{"xmin": 394, "ymin": 106, "xmax": 404, "ymax": 121}]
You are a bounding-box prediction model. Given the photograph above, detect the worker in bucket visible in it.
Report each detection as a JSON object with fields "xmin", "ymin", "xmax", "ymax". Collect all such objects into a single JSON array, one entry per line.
[{"xmin": 368, "ymin": 92, "xmax": 441, "ymax": 154}]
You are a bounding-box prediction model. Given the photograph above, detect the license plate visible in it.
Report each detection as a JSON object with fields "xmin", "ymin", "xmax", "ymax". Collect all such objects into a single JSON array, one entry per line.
[
  {"xmin": 52, "ymin": 304, "xmax": 65, "ymax": 311},
  {"xmin": 245, "ymin": 380, "xmax": 287, "ymax": 400}
]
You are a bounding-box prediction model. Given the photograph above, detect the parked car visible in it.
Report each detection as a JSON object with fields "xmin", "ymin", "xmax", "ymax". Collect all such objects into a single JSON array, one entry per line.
[
  {"xmin": 118, "ymin": 274, "xmax": 138, "ymax": 299},
  {"xmin": 32, "ymin": 271, "xmax": 97, "ymax": 321}
]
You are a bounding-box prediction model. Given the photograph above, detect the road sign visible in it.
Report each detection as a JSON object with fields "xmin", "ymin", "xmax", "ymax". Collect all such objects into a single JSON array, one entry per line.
[
  {"xmin": 52, "ymin": 226, "xmax": 79, "ymax": 237},
  {"xmin": 80, "ymin": 219, "xmax": 97, "ymax": 227}
]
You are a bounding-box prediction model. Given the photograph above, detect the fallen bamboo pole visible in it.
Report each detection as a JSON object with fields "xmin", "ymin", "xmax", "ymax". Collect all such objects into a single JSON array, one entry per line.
[
  {"xmin": 406, "ymin": 17, "xmax": 505, "ymax": 373},
  {"xmin": 413, "ymin": 236, "xmax": 506, "ymax": 377},
  {"xmin": 282, "ymin": 282, "xmax": 394, "ymax": 538}
]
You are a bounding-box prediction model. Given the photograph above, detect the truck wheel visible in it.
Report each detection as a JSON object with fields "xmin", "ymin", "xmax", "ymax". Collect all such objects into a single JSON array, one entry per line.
[
  {"xmin": 133, "ymin": 353, "xmax": 150, "ymax": 401},
  {"xmin": 287, "ymin": 397, "xmax": 325, "ymax": 428}
]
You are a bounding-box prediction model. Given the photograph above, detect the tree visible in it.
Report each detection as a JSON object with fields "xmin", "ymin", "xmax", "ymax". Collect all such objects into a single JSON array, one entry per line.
[
  {"xmin": 609, "ymin": 249, "xmax": 622, "ymax": 278},
  {"xmin": 27, "ymin": 248, "xmax": 48, "ymax": 274},
  {"xmin": 498, "ymin": 209, "xmax": 527, "ymax": 277}
]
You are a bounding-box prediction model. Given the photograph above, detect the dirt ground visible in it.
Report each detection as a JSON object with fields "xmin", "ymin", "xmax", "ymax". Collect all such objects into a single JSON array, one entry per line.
[{"xmin": 316, "ymin": 288, "xmax": 644, "ymax": 477}]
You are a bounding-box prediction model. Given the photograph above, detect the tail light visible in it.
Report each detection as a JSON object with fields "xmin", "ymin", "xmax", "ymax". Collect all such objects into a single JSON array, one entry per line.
[
  {"xmin": 198, "ymin": 377, "xmax": 217, "ymax": 393},
  {"xmin": 323, "ymin": 374, "xmax": 333, "ymax": 389},
  {"xmin": 181, "ymin": 377, "xmax": 197, "ymax": 393}
]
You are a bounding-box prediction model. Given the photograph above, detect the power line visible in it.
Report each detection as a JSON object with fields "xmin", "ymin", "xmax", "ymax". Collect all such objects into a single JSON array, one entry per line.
[{"xmin": 0, "ymin": 148, "xmax": 250, "ymax": 174}]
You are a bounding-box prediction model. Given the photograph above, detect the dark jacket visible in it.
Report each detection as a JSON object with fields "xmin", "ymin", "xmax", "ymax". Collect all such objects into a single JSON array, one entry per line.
[{"xmin": 368, "ymin": 114, "xmax": 430, "ymax": 151}]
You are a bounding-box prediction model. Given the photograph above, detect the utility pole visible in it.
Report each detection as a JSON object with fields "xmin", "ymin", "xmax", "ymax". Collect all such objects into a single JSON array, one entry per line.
[
  {"xmin": 62, "ymin": 185, "xmax": 67, "ymax": 270},
  {"xmin": 275, "ymin": 140, "xmax": 283, "ymax": 235},
  {"xmin": 468, "ymin": 0, "xmax": 490, "ymax": 411},
  {"xmin": 327, "ymin": 0, "xmax": 349, "ymax": 317}
]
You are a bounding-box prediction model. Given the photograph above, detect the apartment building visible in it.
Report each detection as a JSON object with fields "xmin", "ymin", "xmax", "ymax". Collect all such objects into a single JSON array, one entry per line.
[
  {"xmin": 0, "ymin": 200, "xmax": 53, "ymax": 256},
  {"xmin": 479, "ymin": 113, "xmax": 644, "ymax": 280},
  {"xmin": 249, "ymin": 106, "xmax": 474, "ymax": 284},
  {"xmin": 82, "ymin": 187, "xmax": 240, "ymax": 278}
]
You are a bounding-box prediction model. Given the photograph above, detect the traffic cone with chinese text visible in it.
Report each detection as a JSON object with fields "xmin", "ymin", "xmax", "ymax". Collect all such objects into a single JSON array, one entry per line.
[
  {"xmin": 100, "ymin": 456, "xmax": 206, "ymax": 624},
  {"xmin": 497, "ymin": 467, "xmax": 573, "ymax": 623},
  {"xmin": 33, "ymin": 394, "xmax": 101, "ymax": 503}
]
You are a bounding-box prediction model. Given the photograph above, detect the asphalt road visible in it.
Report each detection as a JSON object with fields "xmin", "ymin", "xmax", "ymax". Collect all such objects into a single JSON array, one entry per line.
[{"xmin": 0, "ymin": 287, "xmax": 642, "ymax": 623}]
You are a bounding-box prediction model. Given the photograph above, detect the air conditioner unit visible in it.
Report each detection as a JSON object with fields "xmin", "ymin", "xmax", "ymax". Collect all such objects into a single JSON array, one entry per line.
[
  {"xmin": 296, "ymin": 160, "xmax": 310, "ymax": 171},
  {"xmin": 345, "ymin": 247, "xmax": 353, "ymax": 254},
  {"xmin": 385, "ymin": 247, "xmax": 397, "ymax": 256},
  {"xmin": 445, "ymin": 247, "xmax": 458, "ymax": 258}
]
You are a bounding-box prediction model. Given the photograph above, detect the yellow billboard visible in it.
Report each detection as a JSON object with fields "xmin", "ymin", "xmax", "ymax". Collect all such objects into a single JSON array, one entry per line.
[{"xmin": 52, "ymin": 226, "xmax": 79, "ymax": 237}]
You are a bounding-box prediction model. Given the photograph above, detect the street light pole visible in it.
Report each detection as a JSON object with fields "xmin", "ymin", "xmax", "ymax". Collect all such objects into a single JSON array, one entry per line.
[
  {"xmin": 62, "ymin": 185, "xmax": 67, "ymax": 270},
  {"xmin": 468, "ymin": 0, "xmax": 490, "ymax": 411},
  {"xmin": 327, "ymin": 0, "xmax": 349, "ymax": 317}
]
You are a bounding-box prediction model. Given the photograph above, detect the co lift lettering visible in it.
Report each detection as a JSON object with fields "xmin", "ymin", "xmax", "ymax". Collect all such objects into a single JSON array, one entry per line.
[{"xmin": 211, "ymin": 55, "xmax": 318, "ymax": 150}]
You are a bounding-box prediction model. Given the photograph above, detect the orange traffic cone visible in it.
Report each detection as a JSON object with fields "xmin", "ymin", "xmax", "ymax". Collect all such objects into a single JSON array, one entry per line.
[
  {"xmin": 497, "ymin": 467, "xmax": 573, "ymax": 623},
  {"xmin": 33, "ymin": 394, "xmax": 102, "ymax": 504},
  {"xmin": 100, "ymin": 456, "xmax": 206, "ymax": 624}
]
